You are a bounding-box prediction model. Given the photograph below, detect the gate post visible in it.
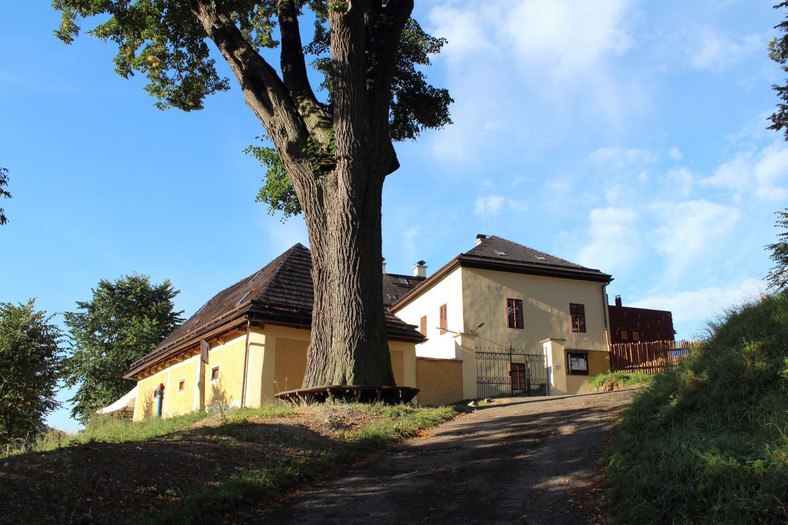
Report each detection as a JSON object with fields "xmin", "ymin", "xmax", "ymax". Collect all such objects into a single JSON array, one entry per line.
[{"xmin": 454, "ymin": 332, "xmax": 478, "ymax": 400}]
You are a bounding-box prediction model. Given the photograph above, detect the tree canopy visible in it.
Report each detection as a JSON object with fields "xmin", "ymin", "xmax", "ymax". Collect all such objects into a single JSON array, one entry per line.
[
  {"xmin": 0, "ymin": 300, "xmax": 62, "ymax": 444},
  {"xmin": 766, "ymin": 209, "xmax": 788, "ymax": 291},
  {"xmin": 769, "ymin": 1, "xmax": 788, "ymax": 139},
  {"xmin": 0, "ymin": 167, "xmax": 10, "ymax": 225},
  {"xmin": 64, "ymin": 275, "xmax": 183, "ymax": 421},
  {"xmin": 54, "ymin": 1, "xmax": 451, "ymax": 219},
  {"xmin": 54, "ymin": 1, "xmax": 451, "ymax": 388}
]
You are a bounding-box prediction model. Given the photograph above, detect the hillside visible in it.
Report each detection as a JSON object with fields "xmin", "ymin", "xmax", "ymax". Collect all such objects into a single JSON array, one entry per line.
[
  {"xmin": 605, "ymin": 293, "xmax": 788, "ymax": 523},
  {"xmin": 0, "ymin": 403, "xmax": 456, "ymax": 523}
]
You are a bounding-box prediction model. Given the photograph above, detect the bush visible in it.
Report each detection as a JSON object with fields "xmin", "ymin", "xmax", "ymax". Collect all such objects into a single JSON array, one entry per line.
[{"xmin": 605, "ymin": 294, "xmax": 788, "ymax": 524}]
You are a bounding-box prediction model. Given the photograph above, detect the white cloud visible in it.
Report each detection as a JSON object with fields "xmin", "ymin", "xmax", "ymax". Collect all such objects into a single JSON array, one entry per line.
[
  {"xmin": 475, "ymin": 195, "xmax": 505, "ymax": 216},
  {"xmin": 474, "ymin": 194, "xmax": 528, "ymax": 215},
  {"xmin": 688, "ymin": 27, "xmax": 763, "ymax": 72},
  {"xmin": 668, "ymin": 146, "xmax": 682, "ymax": 160},
  {"xmin": 426, "ymin": 5, "xmax": 495, "ymax": 63},
  {"xmin": 666, "ymin": 167, "xmax": 695, "ymax": 198},
  {"xmin": 588, "ymin": 147, "xmax": 658, "ymax": 168},
  {"xmin": 651, "ymin": 200, "xmax": 740, "ymax": 278},
  {"xmin": 503, "ymin": 0, "xmax": 633, "ymax": 78},
  {"xmin": 629, "ymin": 278, "xmax": 764, "ymax": 324},
  {"xmin": 703, "ymin": 142, "xmax": 788, "ymax": 201},
  {"xmin": 576, "ymin": 207, "xmax": 640, "ymax": 274}
]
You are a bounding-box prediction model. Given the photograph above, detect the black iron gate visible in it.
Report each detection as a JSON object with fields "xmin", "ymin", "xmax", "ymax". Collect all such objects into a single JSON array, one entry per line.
[{"xmin": 476, "ymin": 346, "xmax": 548, "ymax": 398}]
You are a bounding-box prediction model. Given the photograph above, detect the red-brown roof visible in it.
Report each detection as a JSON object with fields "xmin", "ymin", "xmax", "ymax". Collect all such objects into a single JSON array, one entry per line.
[
  {"xmin": 126, "ymin": 244, "xmax": 424, "ymax": 379},
  {"xmin": 392, "ymin": 235, "xmax": 612, "ymax": 310}
]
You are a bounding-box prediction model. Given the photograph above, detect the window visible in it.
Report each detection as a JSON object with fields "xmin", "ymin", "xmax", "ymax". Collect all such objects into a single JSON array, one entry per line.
[
  {"xmin": 420, "ymin": 315, "xmax": 427, "ymax": 336},
  {"xmin": 632, "ymin": 331, "xmax": 640, "ymax": 341},
  {"xmin": 566, "ymin": 351, "xmax": 589, "ymax": 375},
  {"xmin": 621, "ymin": 330, "xmax": 629, "ymax": 340},
  {"xmin": 178, "ymin": 379, "xmax": 186, "ymax": 392},
  {"xmin": 570, "ymin": 303, "xmax": 586, "ymax": 332},
  {"xmin": 439, "ymin": 304, "xmax": 447, "ymax": 335},
  {"xmin": 506, "ymin": 298, "xmax": 524, "ymax": 329},
  {"xmin": 511, "ymin": 362, "xmax": 526, "ymax": 390},
  {"xmin": 211, "ymin": 366, "xmax": 220, "ymax": 381}
]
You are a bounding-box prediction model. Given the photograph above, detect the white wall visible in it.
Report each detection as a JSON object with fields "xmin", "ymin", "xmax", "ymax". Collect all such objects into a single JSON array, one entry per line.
[{"xmin": 394, "ymin": 266, "xmax": 464, "ymax": 359}]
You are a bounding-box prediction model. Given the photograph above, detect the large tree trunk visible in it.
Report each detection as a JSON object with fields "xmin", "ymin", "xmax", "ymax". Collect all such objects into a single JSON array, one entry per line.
[{"xmin": 192, "ymin": 0, "xmax": 412, "ymax": 388}]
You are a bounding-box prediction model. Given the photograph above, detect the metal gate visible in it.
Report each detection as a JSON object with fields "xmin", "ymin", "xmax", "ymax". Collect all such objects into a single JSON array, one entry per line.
[{"xmin": 476, "ymin": 346, "xmax": 548, "ymax": 398}]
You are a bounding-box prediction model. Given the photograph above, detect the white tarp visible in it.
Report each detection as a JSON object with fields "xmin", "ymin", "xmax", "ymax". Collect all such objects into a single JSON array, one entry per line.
[{"xmin": 96, "ymin": 386, "xmax": 138, "ymax": 414}]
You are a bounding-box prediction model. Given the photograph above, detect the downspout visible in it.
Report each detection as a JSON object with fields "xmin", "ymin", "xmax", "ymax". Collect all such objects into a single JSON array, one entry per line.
[
  {"xmin": 601, "ymin": 284, "xmax": 611, "ymax": 348},
  {"xmin": 156, "ymin": 383, "xmax": 165, "ymax": 418},
  {"xmin": 240, "ymin": 319, "xmax": 251, "ymax": 408}
]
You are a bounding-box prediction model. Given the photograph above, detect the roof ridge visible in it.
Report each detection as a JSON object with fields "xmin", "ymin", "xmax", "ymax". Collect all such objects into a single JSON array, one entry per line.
[{"xmin": 250, "ymin": 243, "xmax": 310, "ymax": 307}]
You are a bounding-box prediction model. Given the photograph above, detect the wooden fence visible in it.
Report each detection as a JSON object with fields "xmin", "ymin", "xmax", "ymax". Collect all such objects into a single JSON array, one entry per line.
[{"xmin": 609, "ymin": 340, "xmax": 698, "ymax": 374}]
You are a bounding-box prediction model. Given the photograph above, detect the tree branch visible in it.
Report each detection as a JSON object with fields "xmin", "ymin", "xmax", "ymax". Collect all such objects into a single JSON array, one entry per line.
[
  {"xmin": 189, "ymin": 0, "xmax": 308, "ymax": 157},
  {"xmin": 277, "ymin": 0, "xmax": 332, "ymax": 144}
]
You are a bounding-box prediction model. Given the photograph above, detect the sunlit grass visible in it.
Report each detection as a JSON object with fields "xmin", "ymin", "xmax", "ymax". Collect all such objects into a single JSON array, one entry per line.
[{"xmin": 605, "ymin": 293, "xmax": 788, "ymax": 524}]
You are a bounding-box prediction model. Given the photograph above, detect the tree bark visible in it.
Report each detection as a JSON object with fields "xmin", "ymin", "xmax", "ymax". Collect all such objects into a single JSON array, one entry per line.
[{"xmin": 190, "ymin": 0, "xmax": 410, "ymax": 387}]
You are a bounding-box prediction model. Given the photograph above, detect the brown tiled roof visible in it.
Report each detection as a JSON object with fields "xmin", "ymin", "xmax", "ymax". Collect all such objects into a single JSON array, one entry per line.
[
  {"xmin": 382, "ymin": 273, "xmax": 425, "ymax": 306},
  {"xmin": 392, "ymin": 235, "xmax": 612, "ymax": 310},
  {"xmin": 126, "ymin": 244, "xmax": 424, "ymax": 379}
]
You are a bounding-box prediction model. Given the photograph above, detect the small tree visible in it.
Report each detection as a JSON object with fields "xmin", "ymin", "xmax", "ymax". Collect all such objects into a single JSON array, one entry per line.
[
  {"xmin": 64, "ymin": 275, "xmax": 183, "ymax": 421},
  {"xmin": 0, "ymin": 300, "xmax": 62, "ymax": 444},
  {"xmin": 766, "ymin": 209, "xmax": 788, "ymax": 291},
  {"xmin": 0, "ymin": 167, "xmax": 10, "ymax": 225},
  {"xmin": 769, "ymin": 2, "xmax": 788, "ymax": 139}
]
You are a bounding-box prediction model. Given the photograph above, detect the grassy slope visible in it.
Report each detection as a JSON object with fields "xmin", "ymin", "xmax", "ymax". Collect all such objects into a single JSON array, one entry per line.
[
  {"xmin": 605, "ymin": 294, "xmax": 788, "ymax": 524},
  {"xmin": 0, "ymin": 403, "xmax": 457, "ymax": 523}
]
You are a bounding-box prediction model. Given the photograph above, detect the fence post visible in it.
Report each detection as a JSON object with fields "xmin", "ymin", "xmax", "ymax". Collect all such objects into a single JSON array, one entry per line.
[{"xmin": 508, "ymin": 343, "xmax": 513, "ymax": 396}]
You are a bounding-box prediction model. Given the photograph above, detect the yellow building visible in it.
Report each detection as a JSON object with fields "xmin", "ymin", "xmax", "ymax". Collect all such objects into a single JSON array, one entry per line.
[
  {"xmin": 125, "ymin": 244, "xmax": 423, "ymax": 421},
  {"xmin": 391, "ymin": 235, "xmax": 613, "ymax": 400}
]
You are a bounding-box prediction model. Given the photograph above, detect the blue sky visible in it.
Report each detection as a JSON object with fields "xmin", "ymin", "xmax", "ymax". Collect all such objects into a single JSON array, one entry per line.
[{"xmin": 1, "ymin": 1, "xmax": 786, "ymax": 432}]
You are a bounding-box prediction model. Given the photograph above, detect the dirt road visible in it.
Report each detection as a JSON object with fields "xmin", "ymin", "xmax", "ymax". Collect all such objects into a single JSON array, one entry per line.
[{"xmin": 260, "ymin": 389, "xmax": 636, "ymax": 524}]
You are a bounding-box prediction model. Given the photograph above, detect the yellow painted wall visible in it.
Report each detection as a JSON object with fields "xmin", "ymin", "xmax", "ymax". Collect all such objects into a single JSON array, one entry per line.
[
  {"xmin": 133, "ymin": 356, "xmax": 200, "ymax": 422},
  {"xmin": 274, "ymin": 336, "xmax": 309, "ymax": 394},
  {"xmin": 389, "ymin": 340, "xmax": 416, "ymax": 387},
  {"xmin": 415, "ymin": 358, "xmax": 463, "ymax": 406},
  {"xmin": 133, "ymin": 325, "xmax": 420, "ymax": 421},
  {"xmin": 204, "ymin": 335, "xmax": 246, "ymax": 409},
  {"xmin": 461, "ymin": 267, "xmax": 608, "ymax": 355},
  {"xmin": 568, "ymin": 349, "xmax": 610, "ymax": 395}
]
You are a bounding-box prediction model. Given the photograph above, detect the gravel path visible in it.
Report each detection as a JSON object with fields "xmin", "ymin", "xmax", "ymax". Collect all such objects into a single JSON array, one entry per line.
[{"xmin": 259, "ymin": 389, "xmax": 636, "ymax": 524}]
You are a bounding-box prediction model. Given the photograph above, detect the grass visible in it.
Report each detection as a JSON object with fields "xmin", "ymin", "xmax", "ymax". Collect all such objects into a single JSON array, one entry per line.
[
  {"xmin": 1, "ymin": 404, "xmax": 297, "ymax": 458},
  {"xmin": 148, "ymin": 403, "xmax": 457, "ymax": 524},
  {"xmin": 590, "ymin": 371, "xmax": 653, "ymax": 390},
  {"xmin": 604, "ymin": 293, "xmax": 788, "ymax": 524}
]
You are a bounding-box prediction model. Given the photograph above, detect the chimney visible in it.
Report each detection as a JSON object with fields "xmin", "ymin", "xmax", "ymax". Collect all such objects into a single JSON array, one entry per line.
[
  {"xmin": 475, "ymin": 234, "xmax": 487, "ymax": 246},
  {"xmin": 615, "ymin": 295, "xmax": 622, "ymax": 307},
  {"xmin": 412, "ymin": 260, "xmax": 427, "ymax": 278},
  {"xmin": 382, "ymin": 257, "xmax": 387, "ymax": 274}
]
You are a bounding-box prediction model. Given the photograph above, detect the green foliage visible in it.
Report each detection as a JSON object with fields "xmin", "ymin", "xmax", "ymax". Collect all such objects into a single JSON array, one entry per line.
[
  {"xmin": 0, "ymin": 300, "xmax": 63, "ymax": 444},
  {"xmin": 769, "ymin": 2, "xmax": 788, "ymax": 139},
  {"xmin": 245, "ymin": 141, "xmax": 302, "ymax": 219},
  {"xmin": 0, "ymin": 167, "xmax": 10, "ymax": 225},
  {"xmin": 605, "ymin": 293, "xmax": 788, "ymax": 524},
  {"xmin": 53, "ymin": 1, "xmax": 452, "ymax": 219},
  {"xmin": 64, "ymin": 275, "xmax": 183, "ymax": 422},
  {"xmin": 590, "ymin": 371, "xmax": 653, "ymax": 389},
  {"xmin": 766, "ymin": 209, "xmax": 788, "ymax": 291}
]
